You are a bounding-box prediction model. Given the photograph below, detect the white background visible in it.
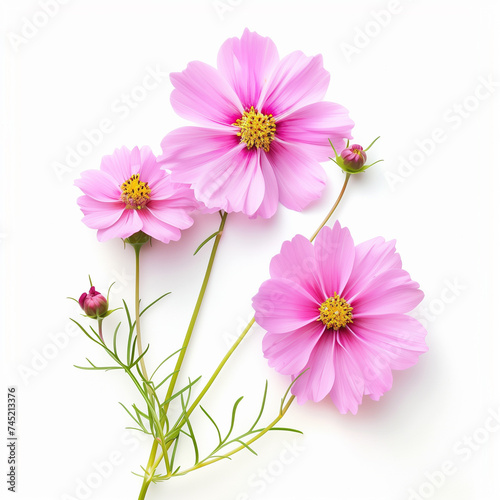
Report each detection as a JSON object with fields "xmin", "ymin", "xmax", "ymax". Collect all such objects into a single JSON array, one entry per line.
[{"xmin": 1, "ymin": 1, "xmax": 500, "ymax": 499}]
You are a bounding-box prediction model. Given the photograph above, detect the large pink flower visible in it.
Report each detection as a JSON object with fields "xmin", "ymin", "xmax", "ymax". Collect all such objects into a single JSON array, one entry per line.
[
  {"xmin": 252, "ymin": 222, "xmax": 428, "ymax": 414},
  {"xmin": 158, "ymin": 29, "xmax": 355, "ymax": 218},
  {"xmin": 75, "ymin": 146, "xmax": 196, "ymax": 243}
]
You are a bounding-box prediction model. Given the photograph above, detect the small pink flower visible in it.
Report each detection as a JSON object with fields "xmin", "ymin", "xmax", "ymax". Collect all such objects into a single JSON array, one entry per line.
[
  {"xmin": 340, "ymin": 144, "xmax": 367, "ymax": 170},
  {"xmin": 158, "ymin": 29, "xmax": 354, "ymax": 218},
  {"xmin": 75, "ymin": 146, "xmax": 196, "ymax": 243},
  {"xmin": 79, "ymin": 286, "xmax": 108, "ymax": 318},
  {"xmin": 252, "ymin": 222, "xmax": 428, "ymax": 414}
]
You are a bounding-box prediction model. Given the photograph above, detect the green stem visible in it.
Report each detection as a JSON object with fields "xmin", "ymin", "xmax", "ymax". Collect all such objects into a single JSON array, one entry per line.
[
  {"xmin": 309, "ymin": 173, "xmax": 350, "ymax": 242},
  {"xmin": 134, "ymin": 245, "xmax": 149, "ymax": 381},
  {"xmin": 97, "ymin": 319, "xmax": 103, "ymax": 342},
  {"xmin": 139, "ymin": 212, "xmax": 228, "ymax": 498},
  {"xmin": 149, "ymin": 317, "xmax": 255, "ymax": 472},
  {"xmin": 164, "ymin": 211, "xmax": 228, "ymax": 407}
]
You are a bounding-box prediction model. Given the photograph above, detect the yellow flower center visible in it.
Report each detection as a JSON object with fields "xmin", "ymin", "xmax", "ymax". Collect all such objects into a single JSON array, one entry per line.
[
  {"xmin": 318, "ymin": 293, "xmax": 353, "ymax": 330},
  {"xmin": 233, "ymin": 106, "xmax": 276, "ymax": 152},
  {"xmin": 120, "ymin": 174, "xmax": 151, "ymax": 210}
]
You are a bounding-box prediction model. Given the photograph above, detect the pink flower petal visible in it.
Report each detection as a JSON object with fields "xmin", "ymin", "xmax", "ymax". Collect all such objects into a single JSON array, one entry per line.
[
  {"xmin": 158, "ymin": 126, "xmax": 239, "ymax": 181},
  {"xmin": 314, "ymin": 222, "xmax": 355, "ymax": 299},
  {"xmin": 137, "ymin": 146, "xmax": 164, "ymax": 184},
  {"xmin": 170, "ymin": 61, "xmax": 243, "ymax": 127},
  {"xmin": 77, "ymin": 195, "xmax": 124, "ymax": 229},
  {"xmin": 341, "ymin": 328, "xmax": 393, "ymax": 401},
  {"xmin": 129, "ymin": 146, "xmax": 142, "ymax": 174},
  {"xmin": 74, "ymin": 170, "xmax": 121, "ymax": 202},
  {"xmin": 277, "ymin": 101, "xmax": 354, "ymax": 162},
  {"xmin": 96, "ymin": 209, "xmax": 143, "ymax": 242},
  {"xmin": 352, "ymin": 269, "xmax": 423, "ymax": 316},
  {"xmin": 351, "ymin": 314, "xmax": 428, "ymax": 370},
  {"xmin": 252, "ymin": 152, "xmax": 279, "ymax": 218},
  {"xmin": 195, "ymin": 147, "xmax": 265, "ymax": 216},
  {"xmin": 100, "ymin": 146, "xmax": 132, "ymax": 183},
  {"xmin": 266, "ymin": 139, "xmax": 326, "ymax": 212},
  {"xmin": 291, "ymin": 332, "xmax": 336, "ymax": 403},
  {"xmin": 262, "ymin": 322, "xmax": 325, "ymax": 376},
  {"xmin": 259, "ymin": 52, "xmax": 330, "ymax": 118},
  {"xmin": 328, "ymin": 335, "xmax": 364, "ymax": 414},
  {"xmin": 138, "ymin": 208, "xmax": 182, "ymax": 244},
  {"xmin": 343, "ymin": 237, "xmax": 402, "ymax": 301},
  {"xmin": 269, "ymin": 234, "xmax": 323, "ymax": 301},
  {"xmin": 253, "ymin": 278, "xmax": 320, "ymax": 334},
  {"xmin": 146, "ymin": 200, "xmax": 194, "ymax": 229},
  {"xmin": 217, "ymin": 28, "xmax": 279, "ymax": 110}
]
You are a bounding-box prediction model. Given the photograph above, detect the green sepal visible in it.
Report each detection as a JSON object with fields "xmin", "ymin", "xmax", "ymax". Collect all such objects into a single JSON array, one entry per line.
[{"xmin": 123, "ymin": 230, "xmax": 151, "ymax": 249}]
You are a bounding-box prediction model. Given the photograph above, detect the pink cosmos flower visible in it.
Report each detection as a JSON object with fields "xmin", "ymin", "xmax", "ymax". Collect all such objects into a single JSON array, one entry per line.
[
  {"xmin": 75, "ymin": 146, "xmax": 195, "ymax": 243},
  {"xmin": 158, "ymin": 29, "xmax": 355, "ymax": 218},
  {"xmin": 252, "ymin": 222, "xmax": 428, "ymax": 414}
]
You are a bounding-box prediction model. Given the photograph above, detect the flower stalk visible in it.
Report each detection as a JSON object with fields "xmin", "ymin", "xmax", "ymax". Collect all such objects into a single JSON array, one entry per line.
[
  {"xmin": 139, "ymin": 212, "xmax": 228, "ymax": 497},
  {"xmin": 138, "ymin": 170, "xmax": 352, "ymax": 498},
  {"xmin": 134, "ymin": 244, "xmax": 149, "ymax": 381}
]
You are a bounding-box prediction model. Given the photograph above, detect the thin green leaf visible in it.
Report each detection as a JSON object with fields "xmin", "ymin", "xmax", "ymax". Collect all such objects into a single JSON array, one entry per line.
[
  {"xmin": 162, "ymin": 376, "xmax": 201, "ymax": 407},
  {"xmin": 129, "ymin": 336, "xmax": 138, "ymax": 366},
  {"xmin": 170, "ymin": 435, "xmax": 180, "ymax": 470},
  {"xmin": 112, "ymin": 322, "xmax": 121, "ymax": 357},
  {"xmin": 125, "ymin": 426, "xmax": 152, "ymax": 435},
  {"xmin": 154, "ymin": 370, "xmax": 177, "ymax": 392},
  {"xmin": 200, "ymin": 405, "xmax": 222, "ymax": 445},
  {"xmin": 281, "ymin": 368, "xmax": 309, "ymax": 414},
  {"xmin": 129, "ymin": 344, "xmax": 150, "ymax": 370},
  {"xmin": 150, "ymin": 348, "xmax": 184, "ymax": 381},
  {"xmin": 119, "ymin": 402, "xmax": 143, "ymax": 429},
  {"xmin": 193, "ymin": 230, "xmax": 220, "ymax": 256},
  {"xmin": 132, "ymin": 403, "xmax": 150, "ymax": 420},
  {"xmin": 249, "ymin": 381, "xmax": 268, "ymax": 433},
  {"xmin": 70, "ymin": 318, "xmax": 102, "ymax": 347},
  {"xmin": 268, "ymin": 427, "xmax": 303, "ymax": 434},
  {"xmin": 235, "ymin": 439, "xmax": 258, "ymax": 456},
  {"xmin": 74, "ymin": 357, "xmax": 121, "ymax": 371},
  {"xmin": 222, "ymin": 396, "xmax": 244, "ymax": 444},
  {"xmin": 139, "ymin": 292, "xmax": 171, "ymax": 317},
  {"xmin": 180, "ymin": 392, "xmax": 199, "ymax": 464}
]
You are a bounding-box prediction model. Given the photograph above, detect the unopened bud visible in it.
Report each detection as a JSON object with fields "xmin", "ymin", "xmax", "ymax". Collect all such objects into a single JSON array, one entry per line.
[
  {"xmin": 330, "ymin": 136, "xmax": 383, "ymax": 174},
  {"xmin": 341, "ymin": 144, "xmax": 367, "ymax": 170},
  {"xmin": 79, "ymin": 286, "xmax": 108, "ymax": 319}
]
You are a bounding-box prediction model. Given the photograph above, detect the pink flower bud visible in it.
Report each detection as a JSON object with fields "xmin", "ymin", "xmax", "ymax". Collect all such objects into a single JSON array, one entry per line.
[
  {"xmin": 340, "ymin": 144, "xmax": 367, "ymax": 170},
  {"xmin": 79, "ymin": 286, "xmax": 108, "ymax": 319}
]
